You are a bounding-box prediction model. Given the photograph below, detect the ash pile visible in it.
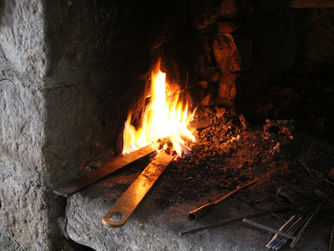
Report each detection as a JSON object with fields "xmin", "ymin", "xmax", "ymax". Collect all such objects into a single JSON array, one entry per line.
[
  {"xmin": 156, "ymin": 106, "xmax": 334, "ymax": 249},
  {"xmin": 159, "ymin": 106, "xmax": 334, "ymax": 206}
]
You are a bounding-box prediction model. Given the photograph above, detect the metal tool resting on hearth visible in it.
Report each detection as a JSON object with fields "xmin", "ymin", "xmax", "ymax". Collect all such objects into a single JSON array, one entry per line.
[
  {"xmin": 53, "ymin": 144, "xmax": 155, "ymax": 197},
  {"xmin": 102, "ymin": 150, "xmax": 175, "ymax": 227},
  {"xmin": 54, "ymin": 143, "xmax": 175, "ymax": 227}
]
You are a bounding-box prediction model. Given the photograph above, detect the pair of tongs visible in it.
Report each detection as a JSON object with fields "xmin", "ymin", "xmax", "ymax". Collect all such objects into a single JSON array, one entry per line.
[{"xmin": 54, "ymin": 144, "xmax": 175, "ymax": 227}]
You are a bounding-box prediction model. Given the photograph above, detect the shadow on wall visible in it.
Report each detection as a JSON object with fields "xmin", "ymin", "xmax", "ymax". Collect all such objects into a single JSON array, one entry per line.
[
  {"xmin": 235, "ymin": 2, "xmax": 334, "ymax": 139},
  {"xmin": 0, "ymin": 0, "xmax": 7, "ymax": 26}
]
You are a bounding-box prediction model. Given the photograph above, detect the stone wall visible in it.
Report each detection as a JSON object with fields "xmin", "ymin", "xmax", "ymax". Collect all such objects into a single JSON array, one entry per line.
[
  {"xmin": 153, "ymin": 0, "xmax": 297, "ymax": 106},
  {"xmin": 0, "ymin": 0, "xmax": 131, "ymax": 249},
  {"xmin": 155, "ymin": 0, "xmax": 334, "ymax": 138},
  {"xmin": 0, "ymin": 0, "xmax": 174, "ymax": 249},
  {"xmin": 0, "ymin": 0, "xmax": 52, "ymax": 249}
]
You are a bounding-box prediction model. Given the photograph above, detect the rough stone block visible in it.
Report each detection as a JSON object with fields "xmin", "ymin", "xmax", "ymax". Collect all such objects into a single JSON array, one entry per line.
[
  {"xmin": 213, "ymin": 33, "xmax": 241, "ymax": 73},
  {"xmin": 0, "ymin": 157, "xmax": 51, "ymax": 251},
  {"xmin": 66, "ymin": 178, "xmax": 273, "ymax": 251},
  {"xmin": 0, "ymin": 230, "xmax": 23, "ymax": 251},
  {"xmin": 217, "ymin": 73, "xmax": 237, "ymax": 104},
  {"xmin": 65, "ymin": 172, "xmax": 330, "ymax": 250},
  {"xmin": 0, "ymin": 79, "xmax": 45, "ymax": 169},
  {"xmin": 217, "ymin": 22, "xmax": 238, "ymax": 33},
  {"xmin": 0, "ymin": 0, "xmax": 47, "ymax": 80},
  {"xmin": 0, "ymin": 0, "xmax": 136, "ymax": 250}
]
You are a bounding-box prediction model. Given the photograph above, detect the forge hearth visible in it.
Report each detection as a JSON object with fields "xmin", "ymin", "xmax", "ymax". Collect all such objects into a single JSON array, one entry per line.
[
  {"xmin": 65, "ymin": 108, "xmax": 332, "ymax": 250},
  {"xmin": 1, "ymin": 0, "xmax": 334, "ymax": 250}
]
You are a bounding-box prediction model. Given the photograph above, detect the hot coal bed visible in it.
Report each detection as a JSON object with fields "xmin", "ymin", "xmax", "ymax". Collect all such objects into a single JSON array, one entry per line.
[{"xmin": 0, "ymin": 0, "xmax": 334, "ymax": 250}]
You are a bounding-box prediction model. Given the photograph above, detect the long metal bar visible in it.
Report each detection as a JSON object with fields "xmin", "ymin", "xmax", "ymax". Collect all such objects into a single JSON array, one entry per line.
[
  {"xmin": 266, "ymin": 215, "xmax": 296, "ymax": 249},
  {"xmin": 102, "ymin": 150, "xmax": 174, "ymax": 227},
  {"xmin": 242, "ymin": 219, "xmax": 295, "ymax": 240},
  {"xmin": 273, "ymin": 216, "xmax": 304, "ymax": 250},
  {"xmin": 179, "ymin": 199, "xmax": 320, "ymax": 236},
  {"xmin": 267, "ymin": 215, "xmax": 304, "ymax": 250},
  {"xmin": 53, "ymin": 144, "xmax": 155, "ymax": 197},
  {"xmin": 188, "ymin": 177, "xmax": 260, "ymax": 221},
  {"xmin": 180, "ymin": 206, "xmax": 292, "ymax": 236}
]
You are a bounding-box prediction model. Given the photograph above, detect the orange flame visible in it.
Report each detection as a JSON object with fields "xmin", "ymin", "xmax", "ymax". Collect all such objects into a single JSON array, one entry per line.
[{"xmin": 122, "ymin": 62, "xmax": 195, "ymax": 156}]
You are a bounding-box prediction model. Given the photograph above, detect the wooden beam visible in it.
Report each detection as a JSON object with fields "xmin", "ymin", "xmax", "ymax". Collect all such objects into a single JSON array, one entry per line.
[{"xmin": 290, "ymin": 0, "xmax": 334, "ymax": 8}]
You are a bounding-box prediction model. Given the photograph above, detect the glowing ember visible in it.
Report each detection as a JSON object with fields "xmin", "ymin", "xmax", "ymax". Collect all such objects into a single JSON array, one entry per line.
[{"xmin": 122, "ymin": 60, "xmax": 195, "ymax": 156}]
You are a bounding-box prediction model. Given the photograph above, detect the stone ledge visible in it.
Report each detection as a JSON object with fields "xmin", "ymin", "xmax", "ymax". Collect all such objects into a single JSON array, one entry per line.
[{"xmin": 65, "ymin": 169, "xmax": 329, "ymax": 250}]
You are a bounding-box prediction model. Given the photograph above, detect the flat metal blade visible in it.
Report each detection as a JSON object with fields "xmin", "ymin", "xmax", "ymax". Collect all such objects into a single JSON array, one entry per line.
[
  {"xmin": 53, "ymin": 144, "xmax": 155, "ymax": 197},
  {"xmin": 102, "ymin": 150, "xmax": 174, "ymax": 227}
]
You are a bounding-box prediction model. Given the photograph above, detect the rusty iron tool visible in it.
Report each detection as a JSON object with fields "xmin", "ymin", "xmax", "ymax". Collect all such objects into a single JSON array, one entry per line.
[
  {"xmin": 180, "ymin": 199, "xmax": 320, "ymax": 236},
  {"xmin": 53, "ymin": 144, "xmax": 155, "ymax": 197},
  {"xmin": 188, "ymin": 177, "xmax": 260, "ymax": 221},
  {"xmin": 102, "ymin": 150, "xmax": 174, "ymax": 227},
  {"xmin": 242, "ymin": 218, "xmax": 295, "ymax": 240}
]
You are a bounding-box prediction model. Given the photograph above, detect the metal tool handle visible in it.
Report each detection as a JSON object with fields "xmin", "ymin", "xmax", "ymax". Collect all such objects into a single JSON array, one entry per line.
[
  {"xmin": 242, "ymin": 218, "xmax": 295, "ymax": 240},
  {"xmin": 102, "ymin": 209, "xmax": 129, "ymax": 228},
  {"xmin": 102, "ymin": 151, "xmax": 174, "ymax": 227},
  {"xmin": 53, "ymin": 144, "xmax": 155, "ymax": 197},
  {"xmin": 188, "ymin": 177, "xmax": 260, "ymax": 221}
]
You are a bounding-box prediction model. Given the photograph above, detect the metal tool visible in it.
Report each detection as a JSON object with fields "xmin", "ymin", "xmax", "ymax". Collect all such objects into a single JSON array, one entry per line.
[
  {"xmin": 266, "ymin": 215, "xmax": 304, "ymax": 250},
  {"xmin": 266, "ymin": 215, "xmax": 296, "ymax": 249},
  {"xmin": 102, "ymin": 150, "xmax": 174, "ymax": 227},
  {"xmin": 188, "ymin": 177, "xmax": 260, "ymax": 221},
  {"xmin": 290, "ymin": 202, "xmax": 323, "ymax": 248},
  {"xmin": 242, "ymin": 218, "xmax": 295, "ymax": 240},
  {"xmin": 53, "ymin": 144, "xmax": 155, "ymax": 197},
  {"xmin": 180, "ymin": 199, "xmax": 320, "ymax": 236}
]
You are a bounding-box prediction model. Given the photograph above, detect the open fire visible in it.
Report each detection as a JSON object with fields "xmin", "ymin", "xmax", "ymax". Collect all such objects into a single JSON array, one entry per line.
[
  {"xmin": 122, "ymin": 60, "xmax": 196, "ymax": 156},
  {"xmin": 54, "ymin": 55, "xmax": 334, "ymax": 248}
]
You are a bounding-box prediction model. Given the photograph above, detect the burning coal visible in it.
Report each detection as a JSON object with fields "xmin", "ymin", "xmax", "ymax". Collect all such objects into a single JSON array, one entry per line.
[{"xmin": 122, "ymin": 60, "xmax": 196, "ymax": 156}]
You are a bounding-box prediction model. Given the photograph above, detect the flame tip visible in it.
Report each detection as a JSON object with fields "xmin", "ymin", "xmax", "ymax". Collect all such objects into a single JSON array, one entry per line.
[{"xmin": 122, "ymin": 60, "xmax": 196, "ymax": 156}]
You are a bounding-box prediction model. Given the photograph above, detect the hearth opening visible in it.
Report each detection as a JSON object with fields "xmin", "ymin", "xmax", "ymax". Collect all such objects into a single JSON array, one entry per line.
[{"xmin": 51, "ymin": 1, "xmax": 334, "ymax": 250}]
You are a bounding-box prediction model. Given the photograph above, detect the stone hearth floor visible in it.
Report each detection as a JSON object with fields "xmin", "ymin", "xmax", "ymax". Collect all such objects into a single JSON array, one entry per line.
[
  {"xmin": 65, "ymin": 166, "xmax": 330, "ymax": 251},
  {"xmin": 65, "ymin": 110, "xmax": 333, "ymax": 250}
]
